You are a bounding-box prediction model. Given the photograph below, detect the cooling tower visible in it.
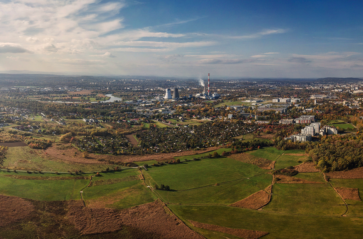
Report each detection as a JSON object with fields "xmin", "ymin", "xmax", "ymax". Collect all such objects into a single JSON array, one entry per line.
[
  {"xmin": 165, "ymin": 88, "xmax": 172, "ymax": 99},
  {"xmin": 172, "ymin": 88, "xmax": 179, "ymax": 99}
]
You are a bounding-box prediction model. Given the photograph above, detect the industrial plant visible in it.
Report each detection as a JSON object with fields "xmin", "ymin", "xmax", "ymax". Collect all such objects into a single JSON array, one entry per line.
[
  {"xmin": 195, "ymin": 73, "xmax": 220, "ymax": 99},
  {"xmin": 164, "ymin": 73, "xmax": 219, "ymax": 100}
]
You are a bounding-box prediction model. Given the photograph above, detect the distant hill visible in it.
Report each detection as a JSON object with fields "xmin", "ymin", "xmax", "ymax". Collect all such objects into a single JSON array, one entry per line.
[{"xmin": 317, "ymin": 77, "xmax": 363, "ymax": 83}]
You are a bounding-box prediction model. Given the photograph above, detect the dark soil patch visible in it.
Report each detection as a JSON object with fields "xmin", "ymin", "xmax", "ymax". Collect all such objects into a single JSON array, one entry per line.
[
  {"xmin": 325, "ymin": 167, "xmax": 363, "ymax": 179},
  {"xmin": 0, "ymin": 195, "xmax": 34, "ymax": 227},
  {"xmin": 274, "ymin": 175, "xmax": 322, "ymax": 184},
  {"xmin": 125, "ymin": 135, "xmax": 138, "ymax": 147},
  {"xmin": 190, "ymin": 220, "xmax": 268, "ymax": 239},
  {"xmin": 4, "ymin": 175, "xmax": 87, "ymax": 180},
  {"xmin": 68, "ymin": 200, "xmax": 204, "ymax": 238},
  {"xmin": 0, "ymin": 142, "xmax": 27, "ymax": 147},
  {"xmin": 295, "ymin": 162, "xmax": 319, "ymax": 173},
  {"xmin": 335, "ymin": 187, "xmax": 361, "ymax": 201},
  {"xmin": 230, "ymin": 185, "xmax": 272, "ymax": 210}
]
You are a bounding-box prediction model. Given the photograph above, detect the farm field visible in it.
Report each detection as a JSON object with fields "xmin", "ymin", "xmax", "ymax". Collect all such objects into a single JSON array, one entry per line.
[
  {"xmin": 1, "ymin": 145, "xmax": 363, "ymax": 238},
  {"xmin": 170, "ymin": 205, "xmax": 363, "ymax": 239}
]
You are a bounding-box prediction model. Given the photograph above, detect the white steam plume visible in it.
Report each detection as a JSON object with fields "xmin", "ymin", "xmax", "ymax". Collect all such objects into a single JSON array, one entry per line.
[{"xmin": 198, "ymin": 78, "xmax": 205, "ymax": 87}]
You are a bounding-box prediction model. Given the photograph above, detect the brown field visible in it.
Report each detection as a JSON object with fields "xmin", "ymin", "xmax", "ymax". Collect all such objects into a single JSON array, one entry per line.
[
  {"xmin": 4, "ymin": 175, "xmax": 87, "ymax": 180},
  {"xmin": 230, "ymin": 185, "xmax": 272, "ymax": 210},
  {"xmin": 125, "ymin": 134, "xmax": 138, "ymax": 147},
  {"xmin": 335, "ymin": 188, "xmax": 361, "ymax": 201},
  {"xmin": 275, "ymin": 175, "xmax": 323, "ymax": 184},
  {"xmin": 0, "ymin": 195, "xmax": 34, "ymax": 227},
  {"xmin": 285, "ymin": 153, "xmax": 308, "ymax": 156},
  {"xmin": 229, "ymin": 153, "xmax": 274, "ymax": 169},
  {"xmin": 325, "ymin": 167, "xmax": 363, "ymax": 179},
  {"xmin": 295, "ymin": 162, "xmax": 320, "ymax": 173},
  {"xmin": 44, "ymin": 145, "xmax": 224, "ymax": 164},
  {"xmin": 0, "ymin": 142, "xmax": 27, "ymax": 147},
  {"xmin": 68, "ymin": 90, "xmax": 93, "ymax": 95},
  {"xmin": 68, "ymin": 200, "xmax": 204, "ymax": 238},
  {"xmin": 189, "ymin": 220, "xmax": 268, "ymax": 239}
]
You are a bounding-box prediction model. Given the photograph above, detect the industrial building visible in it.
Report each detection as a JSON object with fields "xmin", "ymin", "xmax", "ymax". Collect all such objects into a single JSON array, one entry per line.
[
  {"xmin": 195, "ymin": 73, "xmax": 220, "ymax": 99},
  {"xmin": 172, "ymin": 88, "xmax": 179, "ymax": 99}
]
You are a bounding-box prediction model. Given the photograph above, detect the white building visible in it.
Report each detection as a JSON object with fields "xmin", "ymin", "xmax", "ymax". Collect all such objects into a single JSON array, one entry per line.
[
  {"xmin": 301, "ymin": 126, "xmax": 315, "ymax": 136},
  {"xmin": 320, "ymin": 126, "xmax": 338, "ymax": 135},
  {"xmin": 164, "ymin": 89, "xmax": 172, "ymax": 99}
]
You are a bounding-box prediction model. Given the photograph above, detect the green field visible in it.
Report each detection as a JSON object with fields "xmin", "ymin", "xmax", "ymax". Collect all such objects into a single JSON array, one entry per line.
[
  {"xmin": 263, "ymin": 183, "xmax": 345, "ymax": 216},
  {"xmin": 0, "ymin": 172, "xmax": 87, "ymax": 201},
  {"xmin": 3, "ymin": 143, "xmax": 363, "ymax": 238},
  {"xmin": 294, "ymin": 172, "xmax": 325, "ymax": 183},
  {"xmin": 330, "ymin": 179, "xmax": 363, "ymax": 216},
  {"xmin": 152, "ymin": 120, "xmax": 169, "ymax": 128},
  {"xmin": 328, "ymin": 120, "xmax": 355, "ymax": 130},
  {"xmin": 147, "ymin": 157, "xmax": 266, "ymax": 190},
  {"xmin": 156, "ymin": 173, "xmax": 272, "ymax": 205},
  {"xmin": 170, "ymin": 205, "xmax": 363, "ymax": 239},
  {"xmin": 178, "ymin": 119, "xmax": 203, "ymax": 126}
]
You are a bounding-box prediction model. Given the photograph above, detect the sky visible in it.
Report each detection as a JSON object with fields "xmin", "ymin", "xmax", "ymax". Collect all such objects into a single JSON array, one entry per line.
[{"xmin": 0, "ymin": 0, "xmax": 363, "ymax": 78}]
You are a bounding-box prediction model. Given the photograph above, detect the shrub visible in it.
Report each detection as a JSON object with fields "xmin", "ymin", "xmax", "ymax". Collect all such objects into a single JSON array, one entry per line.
[{"xmin": 212, "ymin": 152, "xmax": 220, "ymax": 158}]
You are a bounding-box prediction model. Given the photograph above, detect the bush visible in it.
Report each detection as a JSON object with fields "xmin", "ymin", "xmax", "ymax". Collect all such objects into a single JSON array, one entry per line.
[
  {"xmin": 273, "ymin": 168, "xmax": 298, "ymax": 176},
  {"xmin": 212, "ymin": 152, "xmax": 220, "ymax": 158}
]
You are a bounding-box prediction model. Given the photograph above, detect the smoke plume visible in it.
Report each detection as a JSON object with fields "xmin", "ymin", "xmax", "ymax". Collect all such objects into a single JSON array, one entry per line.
[{"xmin": 198, "ymin": 78, "xmax": 205, "ymax": 87}]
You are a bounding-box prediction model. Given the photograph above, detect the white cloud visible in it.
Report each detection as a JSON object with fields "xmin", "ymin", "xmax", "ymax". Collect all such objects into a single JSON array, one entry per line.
[
  {"xmin": 264, "ymin": 52, "xmax": 279, "ymax": 55},
  {"xmin": 251, "ymin": 54, "xmax": 267, "ymax": 58}
]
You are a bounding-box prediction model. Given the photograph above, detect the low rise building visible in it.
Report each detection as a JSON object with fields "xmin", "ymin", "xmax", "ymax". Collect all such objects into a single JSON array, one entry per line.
[
  {"xmin": 320, "ymin": 126, "xmax": 338, "ymax": 135},
  {"xmin": 279, "ymin": 119, "xmax": 294, "ymax": 124}
]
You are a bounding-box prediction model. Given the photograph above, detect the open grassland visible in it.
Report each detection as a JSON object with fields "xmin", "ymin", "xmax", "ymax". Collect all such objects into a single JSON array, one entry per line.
[
  {"xmin": 178, "ymin": 119, "xmax": 203, "ymax": 126},
  {"xmin": 155, "ymin": 173, "xmax": 272, "ymax": 205},
  {"xmin": 248, "ymin": 147, "xmax": 284, "ymax": 161},
  {"xmin": 174, "ymin": 148, "xmax": 231, "ymax": 161},
  {"xmin": 263, "ymin": 183, "xmax": 346, "ymax": 216},
  {"xmin": 330, "ymin": 179, "xmax": 363, "ymax": 216},
  {"xmin": 148, "ymin": 155, "xmax": 264, "ymax": 191},
  {"xmin": 328, "ymin": 120, "xmax": 355, "ymax": 130},
  {"xmin": 3, "ymin": 146, "xmax": 115, "ymax": 172},
  {"xmin": 151, "ymin": 120, "xmax": 169, "ymax": 128},
  {"xmin": 274, "ymin": 153, "xmax": 308, "ymax": 169},
  {"xmin": 3, "ymin": 144, "xmax": 363, "ymax": 238},
  {"xmin": 0, "ymin": 172, "xmax": 87, "ymax": 201},
  {"xmin": 170, "ymin": 205, "xmax": 363, "ymax": 239},
  {"xmin": 294, "ymin": 172, "xmax": 326, "ymax": 183},
  {"xmin": 248, "ymin": 147, "xmax": 307, "ymax": 169}
]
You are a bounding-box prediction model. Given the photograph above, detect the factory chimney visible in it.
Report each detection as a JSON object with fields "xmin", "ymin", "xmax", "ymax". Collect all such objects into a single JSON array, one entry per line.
[{"xmin": 208, "ymin": 73, "xmax": 210, "ymax": 96}]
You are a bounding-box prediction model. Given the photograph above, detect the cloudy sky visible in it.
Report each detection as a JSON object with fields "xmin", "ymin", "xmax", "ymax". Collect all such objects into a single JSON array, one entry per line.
[{"xmin": 0, "ymin": 0, "xmax": 362, "ymax": 78}]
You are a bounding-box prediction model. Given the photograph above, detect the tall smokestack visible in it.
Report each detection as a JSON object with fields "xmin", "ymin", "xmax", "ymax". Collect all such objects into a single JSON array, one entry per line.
[{"xmin": 208, "ymin": 73, "xmax": 210, "ymax": 96}]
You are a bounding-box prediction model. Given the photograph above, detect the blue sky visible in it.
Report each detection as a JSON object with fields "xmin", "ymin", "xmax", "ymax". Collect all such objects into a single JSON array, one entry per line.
[{"xmin": 0, "ymin": 0, "xmax": 362, "ymax": 78}]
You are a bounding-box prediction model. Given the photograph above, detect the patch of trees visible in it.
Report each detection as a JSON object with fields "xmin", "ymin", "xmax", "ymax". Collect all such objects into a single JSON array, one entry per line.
[
  {"xmin": 232, "ymin": 139, "xmax": 272, "ymax": 153},
  {"xmin": 25, "ymin": 139, "xmax": 52, "ymax": 149},
  {"xmin": 306, "ymin": 134, "xmax": 363, "ymax": 172},
  {"xmin": 155, "ymin": 184, "xmax": 171, "ymax": 191}
]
